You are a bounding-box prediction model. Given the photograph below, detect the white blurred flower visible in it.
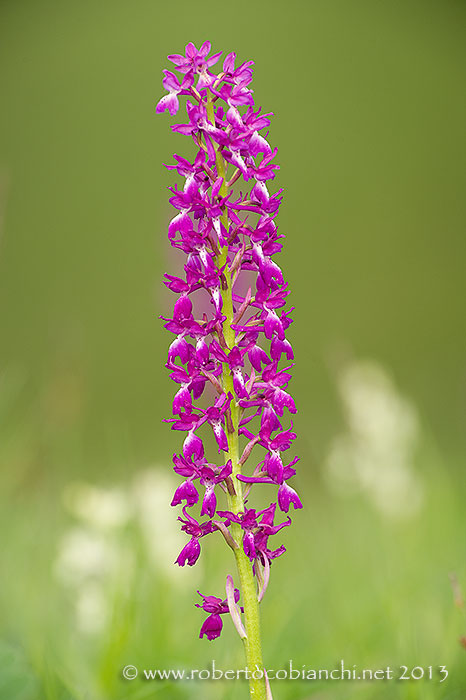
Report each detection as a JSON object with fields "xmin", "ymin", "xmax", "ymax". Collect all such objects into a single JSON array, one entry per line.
[
  {"xmin": 63, "ymin": 482, "xmax": 131, "ymax": 530},
  {"xmin": 55, "ymin": 465, "xmax": 202, "ymax": 638},
  {"xmin": 55, "ymin": 527, "xmax": 117, "ymax": 584},
  {"xmin": 132, "ymin": 467, "xmax": 202, "ymax": 585},
  {"xmin": 75, "ymin": 581, "xmax": 109, "ymax": 634},
  {"xmin": 340, "ymin": 363, "xmax": 419, "ymax": 449},
  {"xmin": 324, "ymin": 359, "xmax": 423, "ymax": 518}
]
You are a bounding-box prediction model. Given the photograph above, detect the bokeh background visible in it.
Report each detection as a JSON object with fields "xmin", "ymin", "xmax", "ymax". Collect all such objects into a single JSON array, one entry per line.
[{"xmin": 1, "ymin": 0, "xmax": 465, "ymax": 698}]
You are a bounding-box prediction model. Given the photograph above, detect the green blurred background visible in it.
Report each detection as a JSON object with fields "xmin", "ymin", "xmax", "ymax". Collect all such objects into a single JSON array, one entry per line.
[{"xmin": 0, "ymin": 0, "xmax": 465, "ymax": 698}]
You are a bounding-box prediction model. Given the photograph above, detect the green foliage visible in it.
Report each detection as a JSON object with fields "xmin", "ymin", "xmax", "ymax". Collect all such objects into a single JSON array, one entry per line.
[{"xmin": 0, "ymin": 0, "xmax": 465, "ymax": 698}]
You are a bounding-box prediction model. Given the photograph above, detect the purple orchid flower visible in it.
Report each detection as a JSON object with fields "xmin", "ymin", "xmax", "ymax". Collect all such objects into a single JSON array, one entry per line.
[
  {"xmin": 157, "ymin": 42, "xmax": 301, "ymax": 700},
  {"xmin": 217, "ymin": 502, "xmax": 291, "ymax": 565},
  {"xmin": 156, "ymin": 70, "xmax": 194, "ymax": 116},
  {"xmin": 168, "ymin": 41, "xmax": 222, "ymax": 88},
  {"xmin": 198, "ymin": 392, "xmax": 232, "ymax": 452},
  {"xmin": 175, "ymin": 507, "xmax": 216, "ymax": 567},
  {"xmin": 199, "ymin": 459, "xmax": 232, "ymax": 517},
  {"xmin": 196, "ymin": 584, "xmax": 243, "ymax": 640}
]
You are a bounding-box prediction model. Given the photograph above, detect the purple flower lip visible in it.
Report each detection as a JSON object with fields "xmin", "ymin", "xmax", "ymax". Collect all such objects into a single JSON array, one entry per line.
[
  {"xmin": 157, "ymin": 42, "xmax": 300, "ymax": 644},
  {"xmin": 196, "ymin": 582, "xmax": 244, "ymax": 640}
]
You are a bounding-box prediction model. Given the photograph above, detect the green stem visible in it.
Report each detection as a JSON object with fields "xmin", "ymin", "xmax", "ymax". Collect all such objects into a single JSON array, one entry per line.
[{"xmin": 206, "ymin": 91, "xmax": 268, "ymax": 700}]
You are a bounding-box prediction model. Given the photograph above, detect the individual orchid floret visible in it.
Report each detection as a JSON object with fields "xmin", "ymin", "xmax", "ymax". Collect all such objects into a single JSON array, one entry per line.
[
  {"xmin": 217, "ymin": 503, "xmax": 291, "ymax": 565},
  {"xmin": 168, "ymin": 41, "xmax": 222, "ymax": 87},
  {"xmin": 175, "ymin": 507, "xmax": 216, "ymax": 567},
  {"xmin": 200, "ymin": 392, "xmax": 232, "ymax": 452},
  {"xmin": 199, "ymin": 459, "xmax": 232, "ymax": 517},
  {"xmin": 156, "ymin": 70, "xmax": 194, "ymax": 116},
  {"xmin": 196, "ymin": 582, "xmax": 243, "ymax": 641}
]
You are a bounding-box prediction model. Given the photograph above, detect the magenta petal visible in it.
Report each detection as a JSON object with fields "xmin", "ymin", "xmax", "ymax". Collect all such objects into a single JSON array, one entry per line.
[
  {"xmin": 206, "ymin": 51, "xmax": 222, "ymax": 67},
  {"xmin": 175, "ymin": 537, "xmax": 200, "ymax": 566},
  {"xmin": 182, "ymin": 430, "xmax": 204, "ymax": 460},
  {"xmin": 278, "ymin": 483, "xmax": 303, "ymax": 513},
  {"xmin": 201, "ymin": 487, "xmax": 217, "ymax": 518},
  {"xmin": 199, "ymin": 613, "xmax": 223, "ymax": 640},
  {"xmin": 156, "ymin": 93, "xmax": 179, "ymax": 116},
  {"xmin": 243, "ymin": 531, "xmax": 256, "ymax": 560},
  {"xmin": 249, "ymin": 130, "xmax": 272, "ymax": 157},
  {"xmin": 171, "ymin": 480, "xmax": 199, "ymax": 508},
  {"xmin": 232, "ymin": 367, "xmax": 248, "ymax": 398},
  {"xmin": 199, "ymin": 40, "xmax": 211, "ymax": 57},
  {"xmin": 226, "ymin": 106, "xmax": 243, "ymax": 128},
  {"xmin": 223, "ymin": 52, "xmax": 236, "ymax": 73},
  {"xmin": 167, "ymin": 53, "xmax": 185, "ymax": 68},
  {"xmin": 172, "ymin": 385, "xmax": 191, "ymax": 415},
  {"xmin": 213, "ymin": 423, "xmax": 228, "ymax": 452},
  {"xmin": 185, "ymin": 42, "xmax": 197, "ymax": 58},
  {"xmin": 162, "ymin": 69, "xmax": 181, "ymax": 91}
]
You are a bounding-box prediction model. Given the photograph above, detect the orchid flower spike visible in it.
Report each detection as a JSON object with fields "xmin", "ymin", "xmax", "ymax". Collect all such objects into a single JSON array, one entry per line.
[{"xmin": 156, "ymin": 41, "xmax": 300, "ymax": 700}]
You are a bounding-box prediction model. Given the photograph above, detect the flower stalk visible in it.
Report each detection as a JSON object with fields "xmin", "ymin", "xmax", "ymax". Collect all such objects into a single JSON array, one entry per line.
[{"xmin": 213, "ymin": 139, "xmax": 267, "ymax": 700}]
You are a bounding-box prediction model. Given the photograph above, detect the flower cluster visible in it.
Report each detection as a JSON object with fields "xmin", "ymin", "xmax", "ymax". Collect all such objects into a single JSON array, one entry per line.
[{"xmin": 157, "ymin": 41, "xmax": 301, "ymax": 641}]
